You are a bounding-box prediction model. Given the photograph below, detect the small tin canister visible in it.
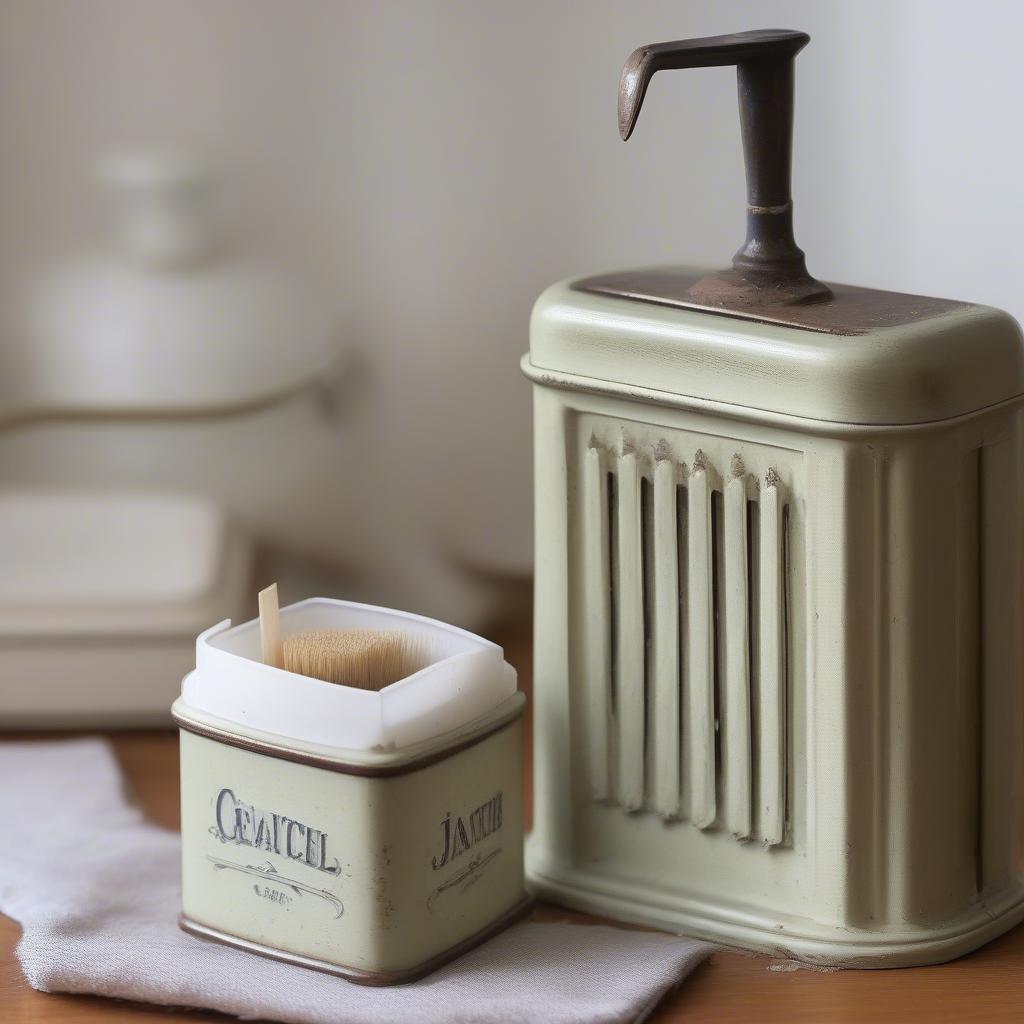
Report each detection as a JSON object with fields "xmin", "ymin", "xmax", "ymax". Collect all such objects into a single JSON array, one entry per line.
[{"xmin": 173, "ymin": 598, "xmax": 528, "ymax": 984}]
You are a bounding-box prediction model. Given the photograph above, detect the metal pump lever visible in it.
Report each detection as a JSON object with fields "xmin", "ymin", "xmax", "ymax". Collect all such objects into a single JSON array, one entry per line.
[{"xmin": 619, "ymin": 29, "xmax": 831, "ymax": 307}]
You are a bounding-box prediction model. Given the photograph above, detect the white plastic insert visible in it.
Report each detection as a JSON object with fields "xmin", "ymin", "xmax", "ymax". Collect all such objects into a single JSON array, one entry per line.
[{"xmin": 180, "ymin": 598, "xmax": 516, "ymax": 751}]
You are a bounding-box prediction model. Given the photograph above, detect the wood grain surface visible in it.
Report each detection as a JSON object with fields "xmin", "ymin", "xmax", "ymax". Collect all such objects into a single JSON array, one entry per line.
[{"xmin": 3, "ymin": 615, "xmax": 1024, "ymax": 1022}]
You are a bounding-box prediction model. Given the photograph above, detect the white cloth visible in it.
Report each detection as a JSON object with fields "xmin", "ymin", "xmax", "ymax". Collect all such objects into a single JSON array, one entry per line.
[{"xmin": 0, "ymin": 739, "xmax": 713, "ymax": 1023}]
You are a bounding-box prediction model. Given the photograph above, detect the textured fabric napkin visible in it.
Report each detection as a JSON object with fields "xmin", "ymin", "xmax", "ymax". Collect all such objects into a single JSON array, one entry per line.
[{"xmin": 0, "ymin": 739, "xmax": 713, "ymax": 1023}]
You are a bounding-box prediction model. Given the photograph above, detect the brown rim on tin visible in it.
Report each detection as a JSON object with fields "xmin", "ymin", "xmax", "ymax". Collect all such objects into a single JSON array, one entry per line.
[
  {"xmin": 180, "ymin": 895, "xmax": 534, "ymax": 985},
  {"xmin": 172, "ymin": 697, "xmax": 525, "ymax": 778}
]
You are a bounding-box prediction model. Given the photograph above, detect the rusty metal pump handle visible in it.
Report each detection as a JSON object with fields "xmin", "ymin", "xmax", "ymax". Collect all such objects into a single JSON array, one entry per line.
[{"xmin": 619, "ymin": 29, "xmax": 826, "ymax": 298}]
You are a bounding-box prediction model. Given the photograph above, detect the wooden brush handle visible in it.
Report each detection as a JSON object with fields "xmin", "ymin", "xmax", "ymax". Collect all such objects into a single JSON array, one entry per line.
[{"xmin": 258, "ymin": 583, "xmax": 284, "ymax": 669}]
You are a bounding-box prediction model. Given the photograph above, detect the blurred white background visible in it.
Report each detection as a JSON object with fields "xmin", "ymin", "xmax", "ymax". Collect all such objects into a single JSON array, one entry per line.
[{"xmin": 0, "ymin": 0, "xmax": 1021, "ymax": 629}]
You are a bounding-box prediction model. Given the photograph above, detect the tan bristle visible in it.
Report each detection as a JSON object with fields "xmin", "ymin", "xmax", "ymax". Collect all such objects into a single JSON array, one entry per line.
[{"xmin": 282, "ymin": 629, "xmax": 422, "ymax": 690}]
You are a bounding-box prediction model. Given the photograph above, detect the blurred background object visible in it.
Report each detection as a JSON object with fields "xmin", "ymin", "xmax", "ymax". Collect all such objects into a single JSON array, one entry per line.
[
  {"xmin": 0, "ymin": 491, "xmax": 250, "ymax": 726},
  {"xmin": 0, "ymin": 144, "xmax": 339, "ymax": 724},
  {"xmin": 0, "ymin": 0, "xmax": 1021, "ymax": 722}
]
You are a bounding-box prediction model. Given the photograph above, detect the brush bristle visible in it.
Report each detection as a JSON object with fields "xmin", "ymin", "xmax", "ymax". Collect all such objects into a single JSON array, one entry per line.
[{"xmin": 282, "ymin": 629, "xmax": 423, "ymax": 690}]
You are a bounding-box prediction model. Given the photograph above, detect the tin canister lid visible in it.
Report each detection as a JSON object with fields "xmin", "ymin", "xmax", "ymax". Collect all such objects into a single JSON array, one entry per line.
[{"xmin": 178, "ymin": 598, "xmax": 517, "ymax": 752}]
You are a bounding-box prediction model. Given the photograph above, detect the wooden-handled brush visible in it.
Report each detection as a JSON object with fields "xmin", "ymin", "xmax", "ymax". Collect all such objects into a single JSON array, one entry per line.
[
  {"xmin": 283, "ymin": 629, "xmax": 420, "ymax": 690},
  {"xmin": 258, "ymin": 583, "xmax": 424, "ymax": 690}
]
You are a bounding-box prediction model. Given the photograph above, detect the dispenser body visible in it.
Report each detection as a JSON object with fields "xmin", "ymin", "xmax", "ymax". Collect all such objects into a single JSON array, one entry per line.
[{"xmin": 524, "ymin": 279, "xmax": 1024, "ymax": 967}]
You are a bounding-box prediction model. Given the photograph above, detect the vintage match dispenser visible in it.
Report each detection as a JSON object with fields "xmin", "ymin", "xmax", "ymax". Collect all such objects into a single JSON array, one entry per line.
[{"xmin": 523, "ymin": 29, "xmax": 1024, "ymax": 966}]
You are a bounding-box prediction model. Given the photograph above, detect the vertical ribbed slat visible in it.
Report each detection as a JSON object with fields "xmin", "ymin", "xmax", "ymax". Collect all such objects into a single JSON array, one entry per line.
[
  {"xmin": 759, "ymin": 471, "xmax": 786, "ymax": 845},
  {"xmin": 978, "ymin": 439, "xmax": 1021, "ymax": 890},
  {"xmin": 582, "ymin": 445, "xmax": 612, "ymax": 800},
  {"xmin": 687, "ymin": 458, "xmax": 716, "ymax": 827},
  {"xmin": 616, "ymin": 449, "xmax": 645, "ymax": 810},
  {"xmin": 724, "ymin": 469, "xmax": 752, "ymax": 838},
  {"xmin": 652, "ymin": 455, "xmax": 681, "ymax": 817}
]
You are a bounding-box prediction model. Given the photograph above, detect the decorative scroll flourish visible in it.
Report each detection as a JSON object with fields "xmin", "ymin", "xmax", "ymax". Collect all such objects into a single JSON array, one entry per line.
[
  {"xmin": 206, "ymin": 855, "xmax": 344, "ymax": 919},
  {"xmin": 428, "ymin": 848, "xmax": 501, "ymax": 910}
]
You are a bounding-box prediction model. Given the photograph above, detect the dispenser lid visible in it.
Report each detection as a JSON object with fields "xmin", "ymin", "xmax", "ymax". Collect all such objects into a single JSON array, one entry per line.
[{"xmin": 528, "ymin": 274, "xmax": 1024, "ymax": 427}]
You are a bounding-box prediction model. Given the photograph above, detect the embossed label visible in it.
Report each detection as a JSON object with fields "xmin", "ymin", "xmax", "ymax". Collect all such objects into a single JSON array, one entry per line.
[
  {"xmin": 431, "ymin": 791, "xmax": 503, "ymax": 870},
  {"xmin": 212, "ymin": 788, "xmax": 340, "ymax": 875}
]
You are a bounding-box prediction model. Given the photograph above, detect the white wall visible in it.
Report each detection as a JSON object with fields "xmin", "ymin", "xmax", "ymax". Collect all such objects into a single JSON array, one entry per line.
[{"xmin": 0, "ymin": 1, "xmax": 1022, "ymax": 618}]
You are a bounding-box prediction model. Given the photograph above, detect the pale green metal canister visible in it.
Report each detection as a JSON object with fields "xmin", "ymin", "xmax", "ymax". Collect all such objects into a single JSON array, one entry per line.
[{"xmin": 523, "ymin": 29, "xmax": 1024, "ymax": 967}]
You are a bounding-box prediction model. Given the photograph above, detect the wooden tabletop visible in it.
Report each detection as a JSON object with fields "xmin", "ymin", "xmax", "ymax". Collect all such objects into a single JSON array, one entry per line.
[{"xmin": 4, "ymin": 616, "xmax": 1024, "ymax": 1022}]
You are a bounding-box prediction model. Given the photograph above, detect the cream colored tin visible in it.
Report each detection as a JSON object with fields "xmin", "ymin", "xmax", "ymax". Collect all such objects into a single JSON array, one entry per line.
[
  {"xmin": 523, "ymin": 278, "xmax": 1024, "ymax": 968},
  {"xmin": 521, "ymin": 25, "xmax": 1024, "ymax": 968},
  {"xmin": 174, "ymin": 599, "xmax": 528, "ymax": 985}
]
